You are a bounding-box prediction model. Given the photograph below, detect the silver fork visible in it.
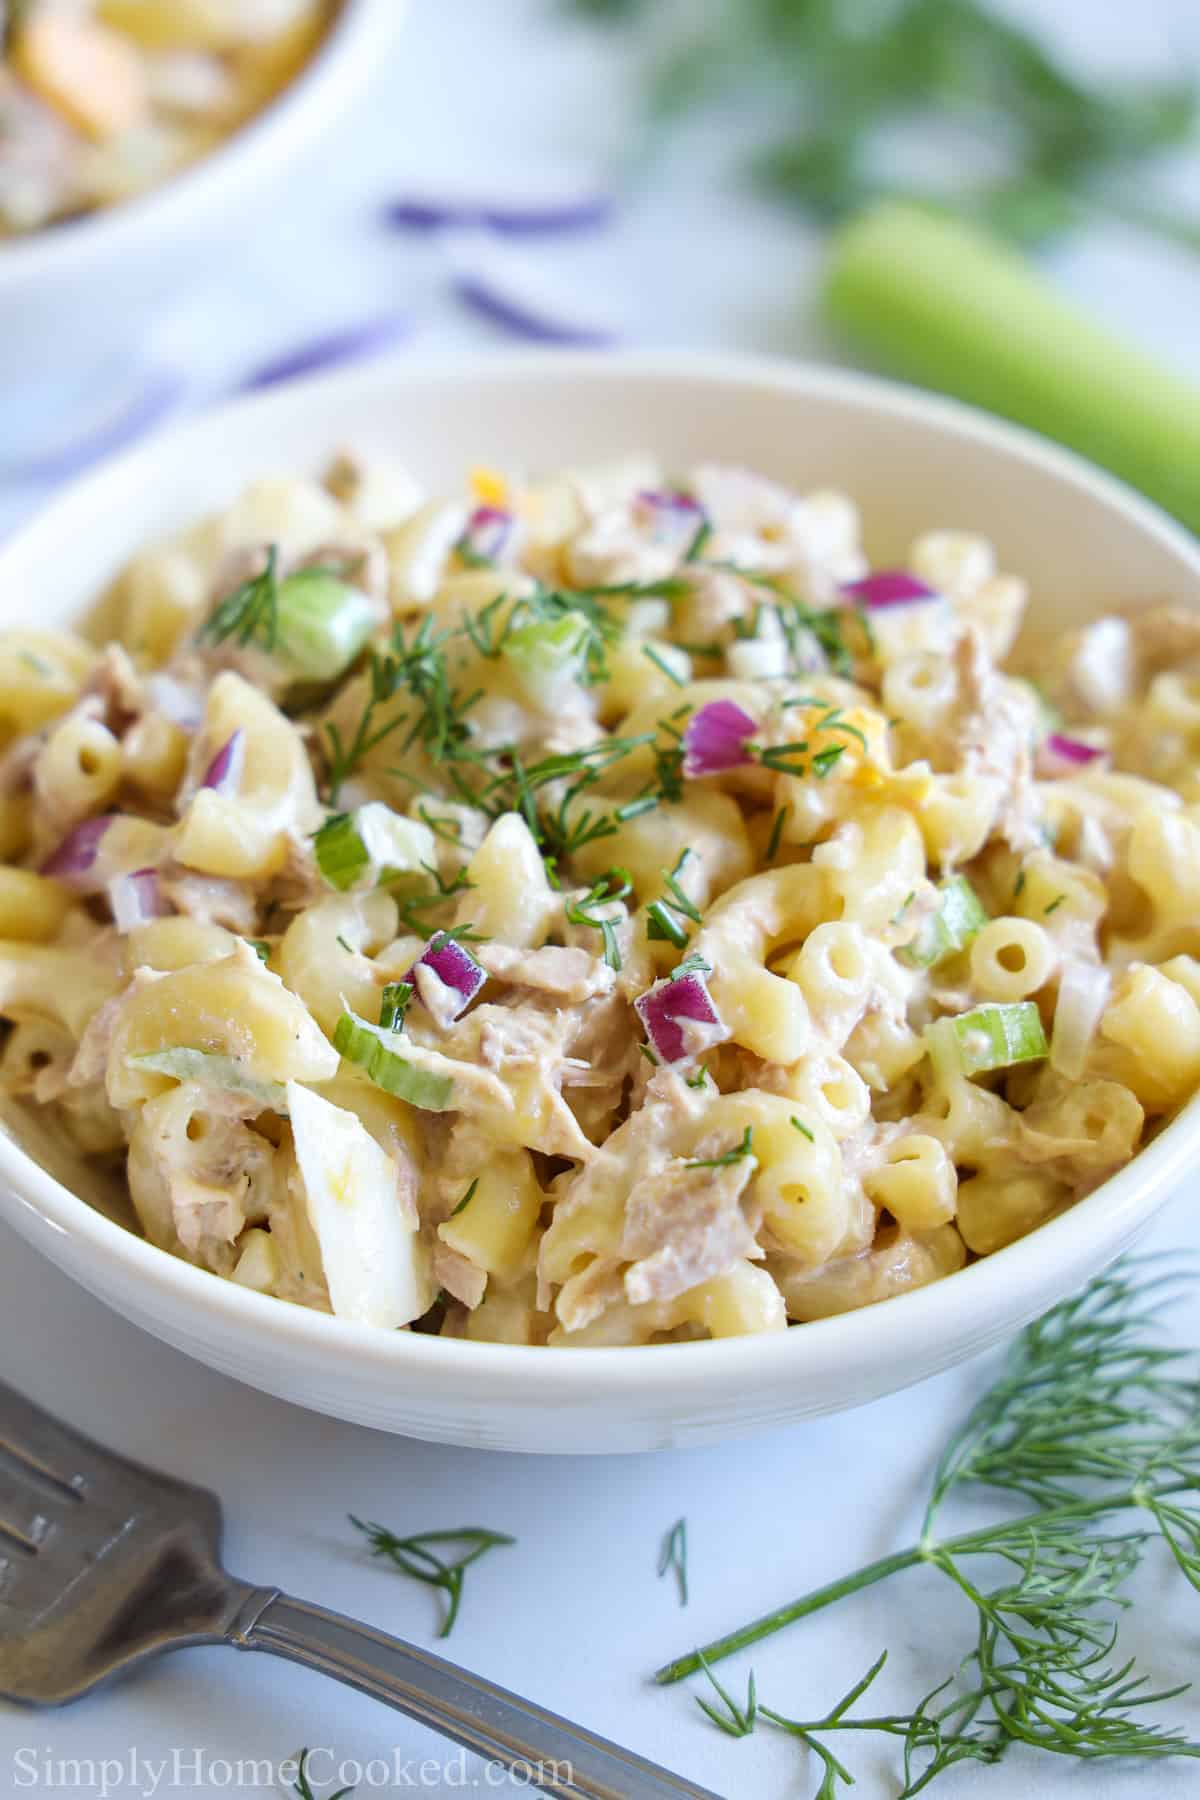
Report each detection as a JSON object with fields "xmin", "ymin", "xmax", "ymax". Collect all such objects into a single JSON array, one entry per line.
[{"xmin": 0, "ymin": 1380, "xmax": 722, "ymax": 1800}]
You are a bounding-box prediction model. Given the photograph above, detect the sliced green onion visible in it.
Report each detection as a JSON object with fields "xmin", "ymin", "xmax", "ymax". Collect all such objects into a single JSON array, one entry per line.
[
  {"xmin": 332, "ymin": 1009, "xmax": 455, "ymax": 1110},
  {"xmin": 274, "ymin": 570, "xmax": 378, "ymax": 682},
  {"xmin": 313, "ymin": 804, "xmax": 436, "ymax": 892},
  {"xmin": 928, "ymin": 1001, "xmax": 1048, "ymax": 1079},
  {"xmin": 899, "ymin": 876, "xmax": 988, "ymax": 969},
  {"xmin": 501, "ymin": 613, "xmax": 590, "ymax": 700},
  {"xmin": 130, "ymin": 1049, "xmax": 288, "ymax": 1111}
]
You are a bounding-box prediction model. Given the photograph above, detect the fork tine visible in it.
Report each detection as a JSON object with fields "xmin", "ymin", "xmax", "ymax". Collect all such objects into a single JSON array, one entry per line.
[{"xmin": 0, "ymin": 1381, "xmax": 95, "ymax": 1498}]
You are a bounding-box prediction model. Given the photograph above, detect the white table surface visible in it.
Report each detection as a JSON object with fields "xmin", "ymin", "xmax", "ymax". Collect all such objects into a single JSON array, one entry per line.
[{"xmin": 2, "ymin": 2, "xmax": 1200, "ymax": 1796}]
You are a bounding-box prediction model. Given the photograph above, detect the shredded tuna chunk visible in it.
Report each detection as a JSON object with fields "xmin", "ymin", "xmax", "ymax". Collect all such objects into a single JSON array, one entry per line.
[
  {"xmin": 621, "ymin": 1158, "xmax": 759, "ymax": 1305},
  {"xmin": 946, "ymin": 626, "xmax": 1042, "ymax": 853},
  {"xmin": 476, "ymin": 941, "xmax": 615, "ymax": 1002},
  {"xmin": 158, "ymin": 865, "xmax": 258, "ymax": 932},
  {"xmin": 434, "ymin": 1241, "xmax": 487, "ymax": 1310}
]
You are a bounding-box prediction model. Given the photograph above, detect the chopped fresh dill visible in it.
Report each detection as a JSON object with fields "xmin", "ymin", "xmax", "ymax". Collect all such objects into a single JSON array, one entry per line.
[
  {"xmin": 349, "ymin": 1517, "xmax": 515, "ymax": 1638},
  {"xmin": 642, "ymin": 643, "xmax": 686, "ymax": 687},
  {"xmin": 671, "ymin": 952, "xmax": 712, "ymax": 982},
  {"xmin": 245, "ymin": 938, "xmax": 271, "ymax": 963},
  {"xmin": 335, "ymin": 934, "xmax": 354, "ymax": 955},
  {"xmin": 201, "ymin": 545, "xmax": 280, "ymax": 652},
  {"xmin": 812, "ymin": 743, "xmax": 847, "ymax": 778},
  {"xmin": 685, "ymin": 1064, "xmax": 711, "ymax": 1090},
  {"xmin": 695, "ymin": 1657, "xmax": 757, "ymax": 1740},
  {"xmin": 565, "ymin": 870, "xmax": 632, "ymax": 971},
  {"xmin": 658, "ymin": 1258, "xmax": 1200, "ymax": 1793},
  {"xmin": 646, "ymin": 849, "xmax": 703, "ymax": 946},
  {"xmin": 765, "ymin": 805, "xmax": 790, "ymax": 863},
  {"xmin": 658, "ymin": 1517, "xmax": 689, "ymax": 1607},
  {"xmin": 789, "ymin": 1116, "xmax": 814, "ymax": 1142},
  {"xmin": 686, "ymin": 1126, "xmax": 755, "ymax": 1170},
  {"xmin": 450, "ymin": 1178, "xmax": 478, "ymax": 1218},
  {"xmin": 639, "ymin": 1042, "xmax": 661, "ymax": 1067},
  {"xmin": 685, "ymin": 516, "xmax": 713, "ymax": 562},
  {"xmin": 1014, "ymin": 869, "xmax": 1027, "ymax": 899},
  {"xmin": 1044, "ymin": 893, "xmax": 1066, "ymax": 915},
  {"xmin": 417, "ymin": 804, "xmax": 465, "ymax": 844}
]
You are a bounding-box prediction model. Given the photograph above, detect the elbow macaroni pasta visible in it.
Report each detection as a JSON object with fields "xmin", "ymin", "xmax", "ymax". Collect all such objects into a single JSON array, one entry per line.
[{"xmin": 0, "ymin": 450, "xmax": 1194, "ymax": 1347}]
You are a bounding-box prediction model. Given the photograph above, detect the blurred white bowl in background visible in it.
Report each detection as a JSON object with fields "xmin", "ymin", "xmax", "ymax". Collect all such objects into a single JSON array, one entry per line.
[{"xmin": 0, "ymin": 0, "xmax": 401, "ymax": 392}]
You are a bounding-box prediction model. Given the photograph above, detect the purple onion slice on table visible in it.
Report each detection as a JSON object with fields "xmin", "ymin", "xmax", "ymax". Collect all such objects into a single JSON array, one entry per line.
[
  {"xmin": 384, "ymin": 183, "xmax": 613, "ymax": 236},
  {"xmin": 238, "ymin": 313, "xmax": 414, "ymax": 394},
  {"xmin": 446, "ymin": 234, "xmax": 620, "ymax": 346},
  {"xmin": 5, "ymin": 369, "xmax": 185, "ymax": 485}
]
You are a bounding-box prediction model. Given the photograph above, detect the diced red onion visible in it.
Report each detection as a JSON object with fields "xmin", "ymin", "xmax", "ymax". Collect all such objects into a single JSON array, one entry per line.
[
  {"xmin": 1050, "ymin": 959, "xmax": 1111, "ymax": 1081},
  {"xmin": 108, "ymin": 868, "xmax": 171, "ymax": 934},
  {"xmin": 146, "ymin": 673, "xmax": 205, "ymax": 732},
  {"xmin": 839, "ymin": 570, "xmax": 940, "ymax": 609},
  {"xmin": 446, "ymin": 234, "xmax": 619, "ymax": 346},
  {"xmin": 1038, "ymin": 732, "xmax": 1109, "ymax": 779},
  {"xmin": 238, "ymin": 313, "xmax": 413, "ymax": 394},
  {"xmin": 41, "ymin": 815, "xmax": 116, "ymax": 885},
  {"xmin": 635, "ymin": 971, "xmax": 728, "ymax": 1065},
  {"xmin": 459, "ymin": 505, "xmax": 516, "ymax": 564},
  {"xmin": 407, "ymin": 934, "xmax": 486, "ymax": 1024},
  {"xmin": 384, "ymin": 183, "xmax": 613, "ymax": 236},
  {"xmin": 682, "ymin": 700, "xmax": 758, "ymax": 778},
  {"xmin": 635, "ymin": 490, "xmax": 706, "ymax": 551},
  {"xmin": 201, "ymin": 729, "xmax": 245, "ymax": 795},
  {"xmin": 5, "ymin": 369, "xmax": 185, "ymax": 485}
]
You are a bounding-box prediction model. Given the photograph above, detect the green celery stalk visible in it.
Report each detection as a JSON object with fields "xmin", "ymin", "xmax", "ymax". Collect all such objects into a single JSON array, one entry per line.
[{"xmin": 824, "ymin": 202, "xmax": 1200, "ymax": 533}]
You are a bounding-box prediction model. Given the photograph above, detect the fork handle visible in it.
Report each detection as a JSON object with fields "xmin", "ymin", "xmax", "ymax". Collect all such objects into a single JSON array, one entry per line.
[{"xmin": 228, "ymin": 1586, "xmax": 722, "ymax": 1800}]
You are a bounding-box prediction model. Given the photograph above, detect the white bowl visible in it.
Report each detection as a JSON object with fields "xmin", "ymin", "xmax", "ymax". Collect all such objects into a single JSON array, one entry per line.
[
  {"xmin": 1, "ymin": 351, "xmax": 1197, "ymax": 1454},
  {"xmin": 0, "ymin": 0, "xmax": 400, "ymax": 386}
]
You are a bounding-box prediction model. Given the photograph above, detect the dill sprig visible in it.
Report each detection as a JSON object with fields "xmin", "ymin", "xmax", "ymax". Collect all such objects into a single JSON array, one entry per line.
[
  {"xmin": 349, "ymin": 1516, "xmax": 516, "ymax": 1638},
  {"xmin": 292, "ymin": 1749, "xmax": 354, "ymax": 1800},
  {"xmin": 657, "ymin": 1258, "xmax": 1200, "ymax": 1793},
  {"xmin": 567, "ymin": 0, "xmax": 1200, "ymax": 258},
  {"xmin": 658, "ymin": 1517, "xmax": 689, "ymax": 1608},
  {"xmin": 686, "ymin": 1126, "xmax": 755, "ymax": 1170},
  {"xmin": 646, "ymin": 848, "xmax": 703, "ymax": 946},
  {"xmin": 564, "ymin": 869, "xmax": 632, "ymax": 971},
  {"xmin": 201, "ymin": 546, "xmax": 281, "ymax": 651}
]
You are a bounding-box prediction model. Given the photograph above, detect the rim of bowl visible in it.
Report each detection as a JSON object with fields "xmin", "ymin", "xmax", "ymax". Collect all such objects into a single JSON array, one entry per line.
[
  {"xmin": 0, "ymin": 0, "xmax": 400, "ymax": 286},
  {"xmin": 3, "ymin": 346, "xmax": 1199, "ymax": 1395}
]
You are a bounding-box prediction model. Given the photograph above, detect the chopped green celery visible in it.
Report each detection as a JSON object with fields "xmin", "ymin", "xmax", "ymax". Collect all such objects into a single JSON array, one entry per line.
[
  {"xmin": 275, "ymin": 570, "xmax": 377, "ymax": 682},
  {"xmin": 314, "ymin": 803, "xmax": 435, "ymax": 892},
  {"xmin": 928, "ymin": 1001, "xmax": 1048, "ymax": 1079},
  {"xmin": 825, "ymin": 203, "xmax": 1200, "ymax": 534},
  {"xmin": 332, "ymin": 1009, "xmax": 454, "ymax": 1110},
  {"xmin": 130, "ymin": 1049, "xmax": 288, "ymax": 1111},
  {"xmin": 900, "ymin": 876, "xmax": 987, "ymax": 969},
  {"xmin": 501, "ymin": 613, "xmax": 590, "ymax": 699}
]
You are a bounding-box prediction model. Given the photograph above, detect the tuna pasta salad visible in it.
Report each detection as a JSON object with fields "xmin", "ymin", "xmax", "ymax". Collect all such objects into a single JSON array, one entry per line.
[
  {"xmin": 0, "ymin": 1, "xmax": 338, "ymax": 236},
  {"xmin": 0, "ymin": 455, "xmax": 1196, "ymax": 1347}
]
